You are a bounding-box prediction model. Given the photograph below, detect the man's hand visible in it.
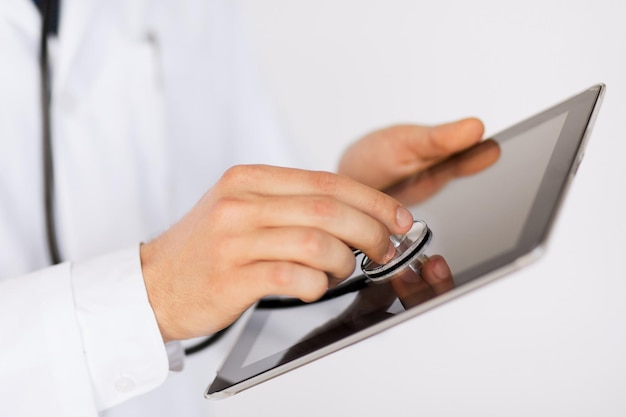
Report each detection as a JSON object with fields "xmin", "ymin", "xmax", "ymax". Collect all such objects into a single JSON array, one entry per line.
[
  {"xmin": 140, "ymin": 165, "xmax": 415, "ymax": 342},
  {"xmin": 338, "ymin": 118, "xmax": 485, "ymax": 190}
]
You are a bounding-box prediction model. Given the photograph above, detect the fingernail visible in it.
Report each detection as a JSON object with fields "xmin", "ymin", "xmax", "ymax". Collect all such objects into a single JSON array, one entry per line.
[
  {"xmin": 396, "ymin": 207, "xmax": 413, "ymax": 230},
  {"xmin": 384, "ymin": 241, "xmax": 396, "ymax": 263},
  {"xmin": 432, "ymin": 257, "xmax": 451, "ymax": 280}
]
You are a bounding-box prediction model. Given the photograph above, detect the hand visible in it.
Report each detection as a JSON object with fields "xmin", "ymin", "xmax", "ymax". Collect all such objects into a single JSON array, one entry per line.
[
  {"xmin": 385, "ymin": 138, "xmax": 501, "ymax": 207},
  {"xmin": 140, "ymin": 165, "xmax": 415, "ymax": 342},
  {"xmin": 390, "ymin": 254, "xmax": 455, "ymax": 309},
  {"xmin": 338, "ymin": 118, "xmax": 486, "ymax": 190}
]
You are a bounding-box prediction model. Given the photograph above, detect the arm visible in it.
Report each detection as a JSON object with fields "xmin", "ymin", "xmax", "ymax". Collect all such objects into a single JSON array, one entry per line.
[{"xmin": 0, "ymin": 248, "xmax": 169, "ymax": 416}]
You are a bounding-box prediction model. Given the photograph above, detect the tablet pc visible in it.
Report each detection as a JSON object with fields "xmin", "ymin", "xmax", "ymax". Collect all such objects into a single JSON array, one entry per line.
[{"xmin": 205, "ymin": 84, "xmax": 605, "ymax": 399}]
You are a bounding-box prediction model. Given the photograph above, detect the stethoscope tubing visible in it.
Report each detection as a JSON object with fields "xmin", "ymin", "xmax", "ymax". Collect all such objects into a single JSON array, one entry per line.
[{"xmin": 40, "ymin": 0, "xmax": 63, "ymax": 265}]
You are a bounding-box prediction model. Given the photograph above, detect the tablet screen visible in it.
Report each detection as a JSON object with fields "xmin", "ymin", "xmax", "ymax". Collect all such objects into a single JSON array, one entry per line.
[{"xmin": 207, "ymin": 84, "xmax": 604, "ymax": 397}]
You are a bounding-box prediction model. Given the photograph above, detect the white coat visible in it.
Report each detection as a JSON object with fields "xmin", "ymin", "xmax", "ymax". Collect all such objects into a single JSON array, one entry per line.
[{"xmin": 0, "ymin": 0, "xmax": 293, "ymax": 415}]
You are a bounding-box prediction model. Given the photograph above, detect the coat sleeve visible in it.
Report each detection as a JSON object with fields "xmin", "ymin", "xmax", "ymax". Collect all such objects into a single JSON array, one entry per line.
[{"xmin": 0, "ymin": 246, "xmax": 170, "ymax": 416}]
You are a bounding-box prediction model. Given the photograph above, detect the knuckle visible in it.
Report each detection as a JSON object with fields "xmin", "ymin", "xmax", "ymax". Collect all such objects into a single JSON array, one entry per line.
[
  {"xmin": 220, "ymin": 164, "xmax": 267, "ymax": 186},
  {"xmin": 297, "ymin": 229, "xmax": 326, "ymax": 258},
  {"xmin": 221, "ymin": 165, "xmax": 247, "ymax": 184},
  {"xmin": 368, "ymin": 191, "xmax": 388, "ymax": 217},
  {"xmin": 313, "ymin": 171, "xmax": 340, "ymax": 194},
  {"xmin": 309, "ymin": 196, "xmax": 339, "ymax": 220},
  {"xmin": 268, "ymin": 262, "xmax": 297, "ymax": 289},
  {"xmin": 209, "ymin": 195, "xmax": 248, "ymax": 224},
  {"xmin": 265, "ymin": 263, "xmax": 328, "ymax": 303}
]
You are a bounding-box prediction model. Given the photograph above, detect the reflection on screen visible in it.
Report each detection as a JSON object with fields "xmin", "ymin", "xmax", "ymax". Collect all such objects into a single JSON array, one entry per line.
[
  {"xmin": 242, "ymin": 293, "xmax": 357, "ymax": 367},
  {"xmin": 413, "ymin": 111, "xmax": 568, "ymax": 284}
]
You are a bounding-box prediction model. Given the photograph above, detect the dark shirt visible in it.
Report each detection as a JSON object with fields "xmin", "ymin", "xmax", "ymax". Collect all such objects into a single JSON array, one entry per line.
[{"xmin": 32, "ymin": 0, "xmax": 61, "ymax": 35}]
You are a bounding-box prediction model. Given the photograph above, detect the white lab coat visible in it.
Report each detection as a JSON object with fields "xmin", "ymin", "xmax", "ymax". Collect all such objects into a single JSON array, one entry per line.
[{"xmin": 0, "ymin": 0, "xmax": 293, "ymax": 415}]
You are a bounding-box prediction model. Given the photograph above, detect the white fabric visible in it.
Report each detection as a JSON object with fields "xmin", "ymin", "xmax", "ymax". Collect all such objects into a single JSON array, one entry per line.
[
  {"xmin": 0, "ymin": 0, "xmax": 294, "ymax": 415},
  {"xmin": 71, "ymin": 247, "xmax": 170, "ymax": 410}
]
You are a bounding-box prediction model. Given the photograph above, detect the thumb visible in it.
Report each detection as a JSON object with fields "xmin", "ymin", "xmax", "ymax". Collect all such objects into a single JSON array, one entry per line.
[
  {"xmin": 338, "ymin": 117, "xmax": 485, "ymax": 190},
  {"xmin": 390, "ymin": 117, "xmax": 485, "ymax": 163}
]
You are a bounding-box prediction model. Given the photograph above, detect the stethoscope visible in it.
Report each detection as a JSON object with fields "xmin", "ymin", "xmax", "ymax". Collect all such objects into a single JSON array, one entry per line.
[
  {"xmin": 37, "ymin": 0, "xmax": 433, "ymax": 354},
  {"xmin": 39, "ymin": 0, "xmax": 62, "ymax": 265}
]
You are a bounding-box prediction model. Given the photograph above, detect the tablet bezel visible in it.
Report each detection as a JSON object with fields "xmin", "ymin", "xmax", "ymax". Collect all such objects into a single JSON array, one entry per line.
[{"xmin": 205, "ymin": 84, "xmax": 605, "ymax": 399}]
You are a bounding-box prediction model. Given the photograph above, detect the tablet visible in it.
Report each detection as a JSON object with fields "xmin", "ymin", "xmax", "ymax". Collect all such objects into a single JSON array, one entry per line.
[{"xmin": 205, "ymin": 84, "xmax": 605, "ymax": 398}]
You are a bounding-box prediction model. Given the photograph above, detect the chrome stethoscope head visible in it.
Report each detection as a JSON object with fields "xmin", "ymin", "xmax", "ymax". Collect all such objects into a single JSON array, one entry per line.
[{"xmin": 360, "ymin": 220, "xmax": 432, "ymax": 283}]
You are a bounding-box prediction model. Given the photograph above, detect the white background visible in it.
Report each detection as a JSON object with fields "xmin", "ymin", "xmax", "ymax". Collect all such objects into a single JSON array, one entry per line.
[{"xmin": 212, "ymin": 1, "xmax": 626, "ymax": 415}]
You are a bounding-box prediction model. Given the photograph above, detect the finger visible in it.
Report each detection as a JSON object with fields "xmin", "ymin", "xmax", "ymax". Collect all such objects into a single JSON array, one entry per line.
[
  {"xmin": 212, "ymin": 194, "xmax": 401, "ymax": 265},
  {"xmin": 420, "ymin": 255, "xmax": 455, "ymax": 295},
  {"xmin": 389, "ymin": 268, "xmax": 436, "ymax": 308},
  {"xmin": 401, "ymin": 117, "xmax": 485, "ymax": 163},
  {"xmin": 388, "ymin": 255, "xmax": 454, "ymax": 308},
  {"xmin": 216, "ymin": 165, "xmax": 413, "ymax": 235},
  {"xmin": 446, "ymin": 138, "xmax": 501, "ymax": 176},
  {"xmin": 229, "ymin": 227, "xmax": 357, "ymax": 279},
  {"xmin": 388, "ymin": 139, "xmax": 501, "ymax": 206},
  {"xmin": 239, "ymin": 261, "xmax": 330, "ymax": 303},
  {"xmin": 252, "ymin": 195, "xmax": 401, "ymax": 264}
]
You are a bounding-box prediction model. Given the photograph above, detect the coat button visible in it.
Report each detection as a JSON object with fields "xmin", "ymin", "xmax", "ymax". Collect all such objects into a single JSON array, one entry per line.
[{"xmin": 114, "ymin": 376, "xmax": 136, "ymax": 393}]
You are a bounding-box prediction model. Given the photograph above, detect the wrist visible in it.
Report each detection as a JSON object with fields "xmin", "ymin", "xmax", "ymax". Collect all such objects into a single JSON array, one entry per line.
[{"xmin": 140, "ymin": 240, "xmax": 175, "ymax": 343}]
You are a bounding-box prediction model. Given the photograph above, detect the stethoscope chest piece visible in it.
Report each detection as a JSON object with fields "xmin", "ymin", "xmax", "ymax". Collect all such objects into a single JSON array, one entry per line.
[{"xmin": 361, "ymin": 219, "xmax": 432, "ymax": 283}]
